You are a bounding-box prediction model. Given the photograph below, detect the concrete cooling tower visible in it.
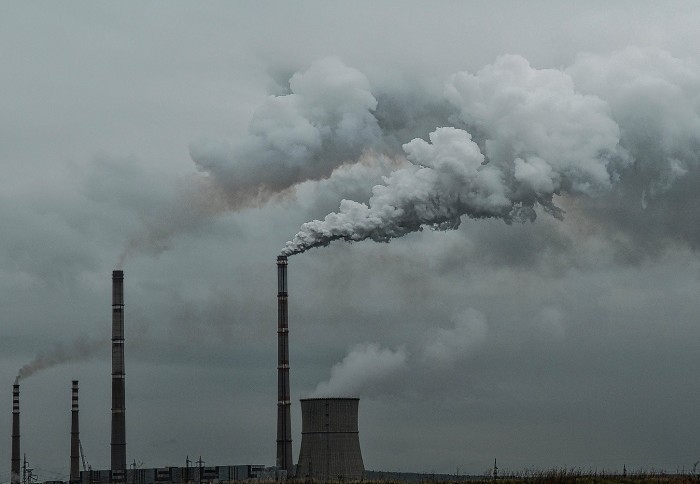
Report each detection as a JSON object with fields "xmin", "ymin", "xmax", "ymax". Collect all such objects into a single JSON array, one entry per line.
[{"xmin": 297, "ymin": 398, "xmax": 364, "ymax": 481}]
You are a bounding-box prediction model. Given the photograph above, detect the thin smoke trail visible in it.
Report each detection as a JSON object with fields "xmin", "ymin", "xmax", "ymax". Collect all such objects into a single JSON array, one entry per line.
[{"xmin": 15, "ymin": 337, "xmax": 107, "ymax": 384}]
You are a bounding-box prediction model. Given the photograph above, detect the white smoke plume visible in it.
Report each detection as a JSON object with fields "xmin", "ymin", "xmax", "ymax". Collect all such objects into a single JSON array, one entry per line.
[
  {"xmin": 310, "ymin": 342, "xmax": 408, "ymax": 398},
  {"xmin": 282, "ymin": 55, "xmax": 626, "ymax": 255},
  {"xmin": 14, "ymin": 337, "xmax": 106, "ymax": 384},
  {"xmin": 281, "ymin": 48, "xmax": 700, "ymax": 257}
]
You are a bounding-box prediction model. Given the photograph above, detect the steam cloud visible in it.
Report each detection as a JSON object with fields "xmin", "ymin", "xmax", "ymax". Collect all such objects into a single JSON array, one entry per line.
[
  {"xmin": 310, "ymin": 343, "xmax": 407, "ymax": 397},
  {"xmin": 15, "ymin": 338, "xmax": 106, "ymax": 385},
  {"xmin": 282, "ymin": 48, "xmax": 700, "ymax": 255},
  {"xmin": 312, "ymin": 309, "xmax": 489, "ymax": 397},
  {"xmin": 422, "ymin": 308, "xmax": 488, "ymax": 365}
]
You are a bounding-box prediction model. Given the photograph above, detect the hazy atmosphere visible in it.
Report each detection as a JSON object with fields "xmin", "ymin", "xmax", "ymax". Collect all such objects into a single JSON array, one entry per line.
[{"xmin": 3, "ymin": 1, "xmax": 700, "ymax": 480}]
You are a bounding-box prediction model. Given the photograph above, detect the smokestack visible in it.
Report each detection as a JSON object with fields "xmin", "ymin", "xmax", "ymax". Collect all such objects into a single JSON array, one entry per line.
[
  {"xmin": 111, "ymin": 270, "xmax": 126, "ymax": 481},
  {"xmin": 70, "ymin": 380, "xmax": 80, "ymax": 483},
  {"xmin": 276, "ymin": 256, "xmax": 293, "ymax": 473},
  {"xmin": 11, "ymin": 384, "xmax": 20, "ymax": 484}
]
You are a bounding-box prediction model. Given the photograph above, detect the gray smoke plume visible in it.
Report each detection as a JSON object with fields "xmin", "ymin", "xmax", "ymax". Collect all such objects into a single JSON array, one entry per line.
[
  {"xmin": 282, "ymin": 49, "xmax": 700, "ymax": 256},
  {"xmin": 117, "ymin": 57, "xmax": 384, "ymax": 267},
  {"xmin": 116, "ymin": 175, "xmax": 225, "ymax": 269},
  {"xmin": 14, "ymin": 337, "xmax": 106, "ymax": 385},
  {"xmin": 190, "ymin": 56, "xmax": 381, "ymax": 205},
  {"xmin": 567, "ymin": 46, "xmax": 700, "ymax": 203}
]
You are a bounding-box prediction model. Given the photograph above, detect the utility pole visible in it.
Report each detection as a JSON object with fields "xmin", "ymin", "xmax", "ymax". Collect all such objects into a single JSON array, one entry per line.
[
  {"xmin": 493, "ymin": 458, "xmax": 498, "ymax": 481},
  {"xmin": 21, "ymin": 455, "xmax": 35, "ymax": 484},
  {"xmin": 197, "ymin": 456, "xmax": 204, "ymax": 484}
]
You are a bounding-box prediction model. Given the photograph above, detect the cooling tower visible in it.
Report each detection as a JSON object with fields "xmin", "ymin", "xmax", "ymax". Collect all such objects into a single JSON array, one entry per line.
[
  {"xmin": 70, "ymin": 380, "xmax": 80, "ymax": 483},
  {"xmin": 11, "ymin": 384, "xmax": 20, "ymax": 484},
  {"xmin": 111, "ymin": 270, "xmax": 126, "ymax": 480},
  {"xmin": 297, "ymin": 398, "xmax": 364, "ymax": 481},
  {"xmin": 276, "ymin": 256, "xmax": 293, "ymax": 472}
]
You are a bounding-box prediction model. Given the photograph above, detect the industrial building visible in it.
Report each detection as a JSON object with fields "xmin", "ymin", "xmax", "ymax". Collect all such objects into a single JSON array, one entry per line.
[
  {"xmin": 77, "ymin": 465, "xmax": 265, "ymax": 484},
  {"xmin": 9, "ymin": 260, "xmax": 367, "ymax": 483},
  {"xmin": 297, "ymin": 398, "xmax": 365, "ymax": 481}
]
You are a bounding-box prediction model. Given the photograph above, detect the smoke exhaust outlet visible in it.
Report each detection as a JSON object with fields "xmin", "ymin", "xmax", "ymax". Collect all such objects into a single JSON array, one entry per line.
[
  {"xmin": 11, "ymin": 384, "xmax": 20, "ymax": 484},
  {"xmin": 276, "ymin": 256, "xmax": 293, "ymax": 473},
  {"xmin": 111, "ymin": 270, "xmax": 126, "ymax": 480},
  {"xmin": 70, "ymin": 380, "xmax": 80, "ymax": 483}
]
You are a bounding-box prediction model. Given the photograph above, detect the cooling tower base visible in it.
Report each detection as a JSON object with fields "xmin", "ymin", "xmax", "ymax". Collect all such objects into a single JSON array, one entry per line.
[{"xmin": 297, "ymin": 398, "xmax": 364, "ymax": 481}]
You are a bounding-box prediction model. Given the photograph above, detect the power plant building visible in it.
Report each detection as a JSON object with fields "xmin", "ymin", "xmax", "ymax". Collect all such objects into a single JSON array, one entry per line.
[
  {"xmin": 77, "ymin": 465, "xmax": 265, "ymax": 484},
  {"xmin": 297, "ymin": 398, "xmax": 365, "ymax": 481}
]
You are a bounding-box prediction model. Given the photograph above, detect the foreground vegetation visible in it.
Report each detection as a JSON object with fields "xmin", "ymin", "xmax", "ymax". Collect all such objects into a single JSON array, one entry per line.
[
  {"xmin": 482, "ymin": 468, "xmax": 700, "ymax": 483},
  {"xmin": 288, "ymin": 468, "xmax": 700, "ymax": 483},
  {"xmin": 311, "ymin": 469, "xmax": 700, "ymax": 483}
]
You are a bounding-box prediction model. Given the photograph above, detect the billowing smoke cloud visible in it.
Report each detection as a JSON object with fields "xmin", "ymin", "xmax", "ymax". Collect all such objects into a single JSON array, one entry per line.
[
  {"xmin": 15, "ymin": 338, "xmax": 106, "ymax": 384},
  {"xmin": 117, "ymin": 57, "xmax": 384, "ymax": 266},
  {"xmin": 567, "ymin": 46, "xmax": 700, "ymax": 202},
  {"xmin": 310, "ymin": 342, "xmax": 407, "ymax": 397},
  {"xmin": 117, "ymin": 48, "xmax": 700, "ymax": 263},
  {"xmin": 190, "ymin": 56, "xmax": 382, "ymax": 205},
  {"xmin": 282, "ymin": 49, "xmax": 700, "ymax": 255}
]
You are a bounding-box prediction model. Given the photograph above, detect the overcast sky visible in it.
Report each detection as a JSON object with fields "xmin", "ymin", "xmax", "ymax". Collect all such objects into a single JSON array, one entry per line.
[{"xmin": 3, "ymin": 1, "xmax": 700, "ymax": 480}]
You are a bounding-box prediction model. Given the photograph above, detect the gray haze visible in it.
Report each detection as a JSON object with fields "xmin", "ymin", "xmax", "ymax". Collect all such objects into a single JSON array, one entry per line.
[{"xmin": 3, "ymin": 2, "xmax": 700, "ymax": 481}]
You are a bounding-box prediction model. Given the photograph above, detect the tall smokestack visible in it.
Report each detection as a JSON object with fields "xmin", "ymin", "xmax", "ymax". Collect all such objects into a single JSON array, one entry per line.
[
  {"xmin": 111, "ymin": 270, "xmax": 126, "ymax": 481},
  {"xmin": 11, "ymin": 384, "xmax": 20, "ymax": 484},
  {"xmin": 276, "ymin": 256, "xmax": 293, "ymax": 473},
  {"xmin": 70, "ymin": 380, "xmax": 80, "ymax": 483}
]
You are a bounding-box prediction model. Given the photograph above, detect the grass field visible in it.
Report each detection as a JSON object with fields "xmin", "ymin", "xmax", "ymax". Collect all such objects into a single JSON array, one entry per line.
[{"xmin": 355, "ymin": 469, "xmax": 700, "ymax": 483}]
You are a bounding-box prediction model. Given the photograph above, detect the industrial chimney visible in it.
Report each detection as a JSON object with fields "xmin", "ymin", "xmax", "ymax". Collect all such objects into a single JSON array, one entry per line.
[
  {"xmin": 11, "ymin": 384, "xmax": 20, "ymax": 484},
  {"xmin": 276, "ymin": 256, "xmax": 293, "ymax": 473},
  {"xmin": 111, "ymin": 270, "xmax": 126, "ymax": 481},
  {"xmin": 70, "ymin": 380, "xmax": 80, "ymax": 484},
  {"xmin": 297, "ymin": 398, "xmax": 364, "ymax": 481}
]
